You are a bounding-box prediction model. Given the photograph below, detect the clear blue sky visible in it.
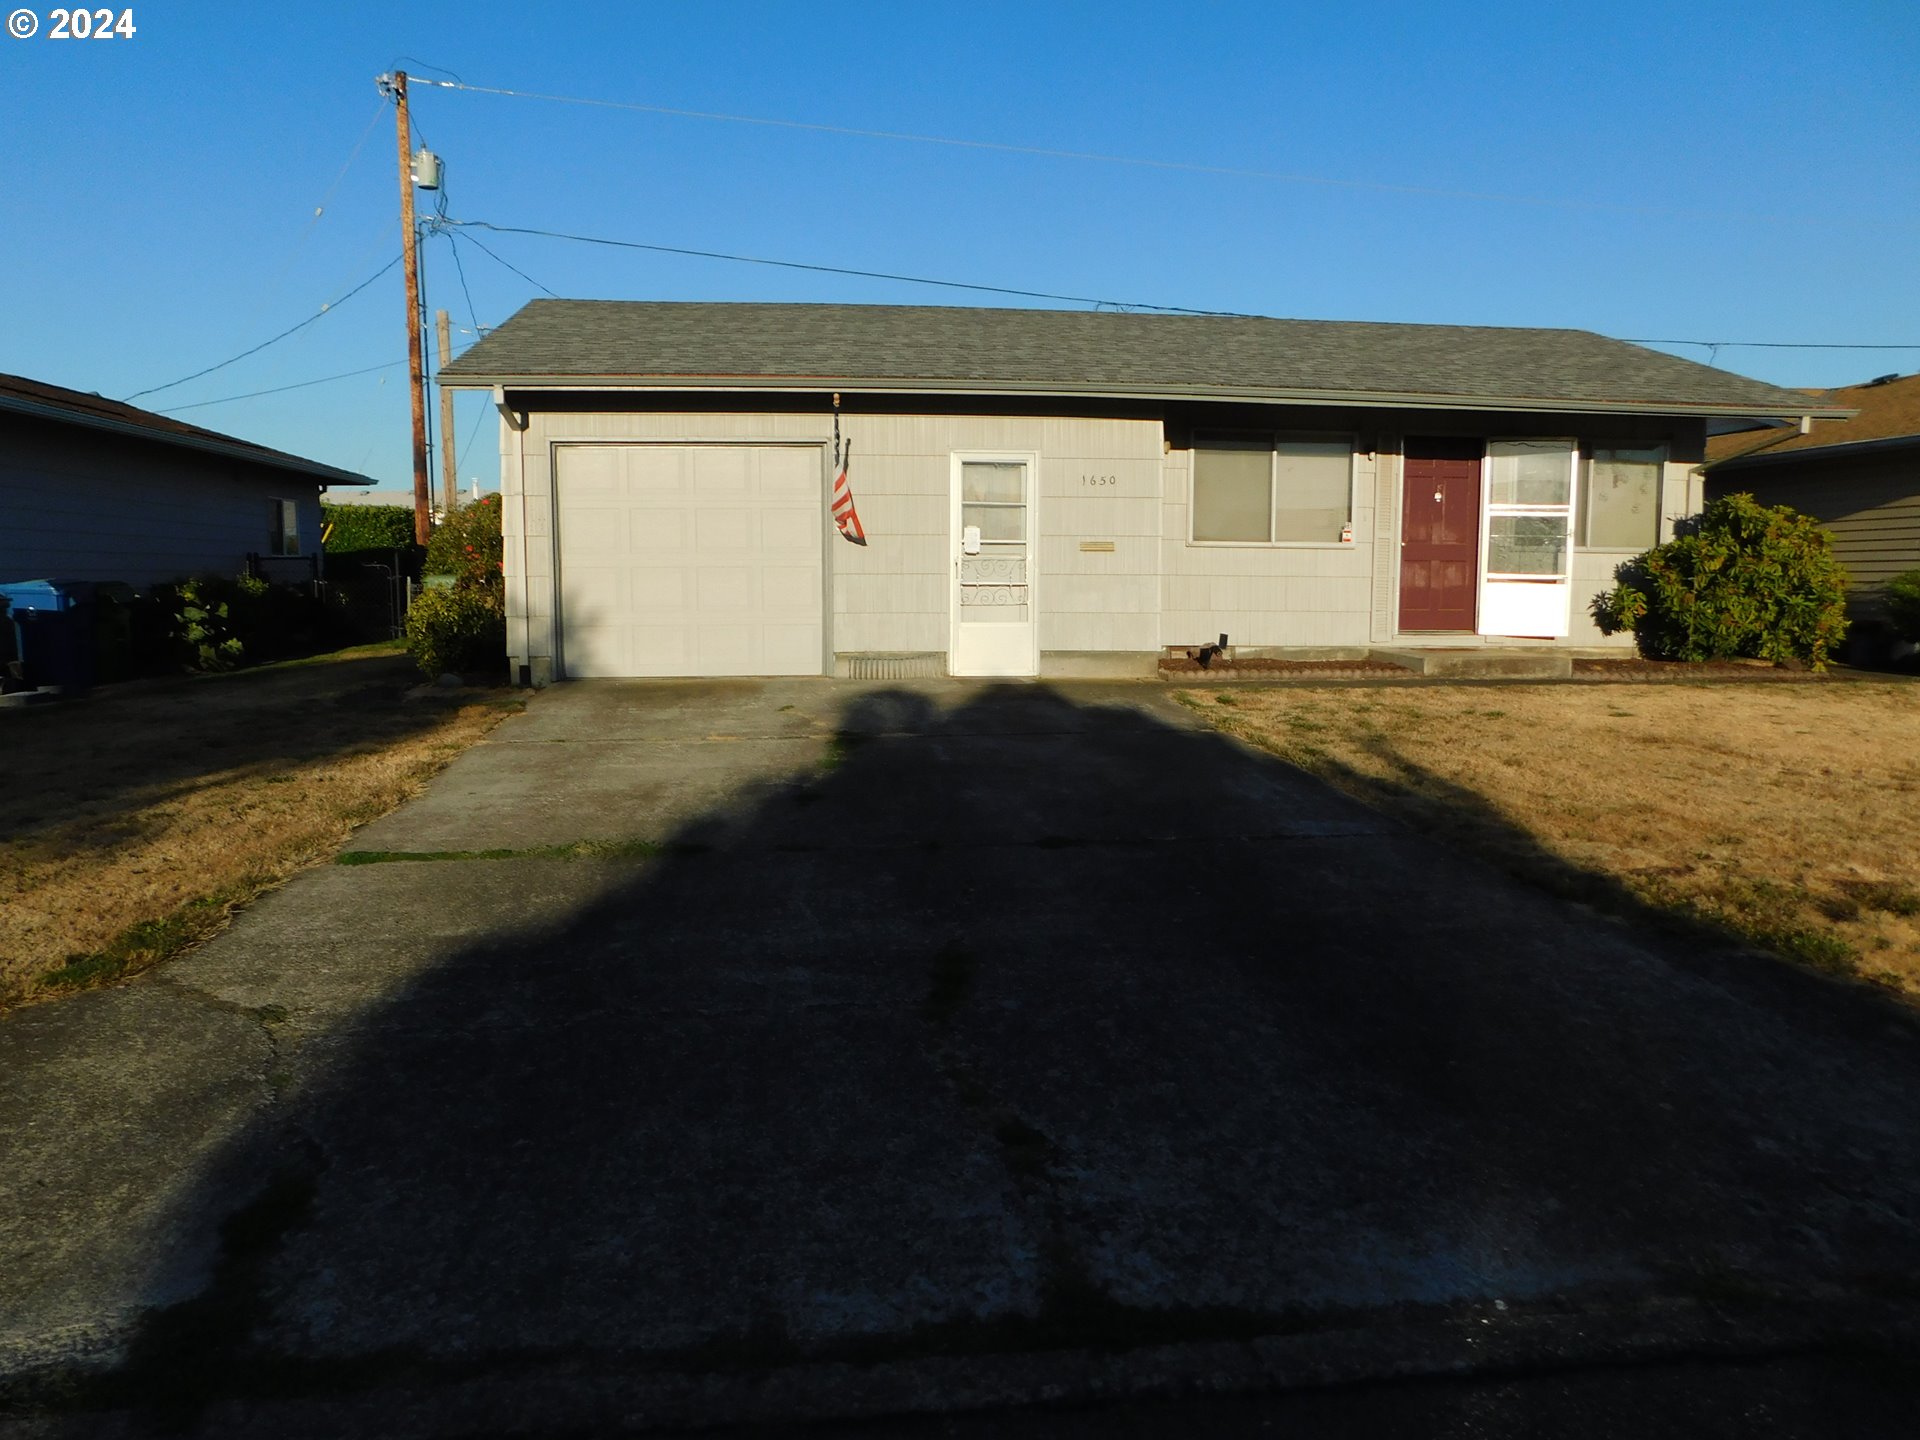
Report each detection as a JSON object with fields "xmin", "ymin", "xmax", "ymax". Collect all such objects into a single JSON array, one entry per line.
[{"xmin": 3, "ymin": 0, "xmax": 1915, "ymax": 491}]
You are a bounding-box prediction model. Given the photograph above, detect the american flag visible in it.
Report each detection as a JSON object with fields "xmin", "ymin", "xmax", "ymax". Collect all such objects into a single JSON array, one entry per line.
[{"xmin": 831, "ymin": 405, "xmax": 867, "ymax": 546}]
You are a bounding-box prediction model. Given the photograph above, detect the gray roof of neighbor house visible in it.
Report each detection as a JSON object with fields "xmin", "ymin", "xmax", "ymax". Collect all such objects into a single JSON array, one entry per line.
[
  {"xmin": 0, "ymin": 372, "xmax": 374, "ymax": 488},
  {"xmin": 441, "ymin": 300, "xmax": 1843, "ymax": 419}
]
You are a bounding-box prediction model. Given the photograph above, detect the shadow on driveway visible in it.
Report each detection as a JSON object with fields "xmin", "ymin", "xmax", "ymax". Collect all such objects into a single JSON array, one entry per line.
[{"xmin": 15, "ymin": 681, "xmax": 1920, "ymax": 1431}]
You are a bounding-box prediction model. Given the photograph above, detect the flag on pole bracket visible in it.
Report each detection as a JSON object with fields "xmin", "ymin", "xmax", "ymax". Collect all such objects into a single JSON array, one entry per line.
[{"xmin": 831, "ymin": 396, "xmax": 867, "ymax": 546}]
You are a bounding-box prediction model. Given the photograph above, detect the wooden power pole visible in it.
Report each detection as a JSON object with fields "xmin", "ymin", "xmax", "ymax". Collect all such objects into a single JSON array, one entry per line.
[
  {"xmin": 393, "ymin": 70, "xmax": 431, "ymax": 546},
  {"xmin": 436, "ymin": 309, "xmax": 458, "ymax": 515}
]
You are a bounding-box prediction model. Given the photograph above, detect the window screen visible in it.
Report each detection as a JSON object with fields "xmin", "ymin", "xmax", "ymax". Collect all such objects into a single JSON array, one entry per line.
[
  {"xmin": 1487, "ymin": 440, "xmax": 1574, "ymax": 506},
  {"xmin": 1192, "ymin": 442, "xmax": 1272, "ymax": 542},
  {"xmin": 1582, "ymin": 447, "xmax": 1664, "ymax": 549},
  {"xmin": 1273, "ymin": 440, "xmax": 1352, "ymax": 542},
  {"xmin": 1193, "ymin": 436, "xmax": 1353, "ymax": 543}
]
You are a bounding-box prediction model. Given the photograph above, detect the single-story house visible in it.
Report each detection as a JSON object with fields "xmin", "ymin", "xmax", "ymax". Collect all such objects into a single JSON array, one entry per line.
[
  {"xmin": 439, "ymin": 301, "xmax": 1842, "ymax": 684},
  {"xmin": 1706, "ymin": 370, "xmax": 1919, "ymax": 657},
  {"xmin": 0, "ymin": 372, "xmax": 372, "ymax": 589}
]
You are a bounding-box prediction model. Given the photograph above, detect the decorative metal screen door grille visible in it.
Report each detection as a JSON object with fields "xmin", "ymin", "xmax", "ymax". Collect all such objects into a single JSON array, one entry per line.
[{"xmin": 951, "ymin": 459, "xmax": 1036, "ymax": 676}]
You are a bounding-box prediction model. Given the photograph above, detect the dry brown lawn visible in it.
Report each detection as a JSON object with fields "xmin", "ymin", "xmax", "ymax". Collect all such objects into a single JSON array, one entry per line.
[
  {"xmin": 1188, "ymin": 679, "xmax": 1920, "ymax": 994},
  {"xmin": 0, "ymin": 646, "xmax": 519, "ymax": 1008}
]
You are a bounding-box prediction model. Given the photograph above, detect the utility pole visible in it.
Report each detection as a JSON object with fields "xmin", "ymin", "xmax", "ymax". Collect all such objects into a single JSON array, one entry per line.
[
  {"xmin": 392, "ymin": 70, "xmax": 431, "ymax": 546},
  {"xmin": 436, "ymin": 309, "xmax": 458, "ymax": 516}
]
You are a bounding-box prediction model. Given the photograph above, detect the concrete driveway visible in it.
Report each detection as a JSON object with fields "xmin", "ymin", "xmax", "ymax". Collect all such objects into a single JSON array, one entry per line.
[{"xmin": 4, "ymin": 678, "xmax": 1919, "ymax": 1435}]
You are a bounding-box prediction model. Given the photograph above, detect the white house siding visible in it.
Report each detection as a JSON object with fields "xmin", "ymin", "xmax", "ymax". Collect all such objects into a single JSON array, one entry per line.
[
  {"xmin": 505, "ymin": 409, "xmax": 1164, "ymax": 682},
  {"xmin": 500, "ymin": 405, "xmax": 1712, "ymax": 681},
  {"xmin": 1161, "ymin": 443, "xmax": 1378, "ymax": 650},
  {"xmin": 0, "ymin": 419, "xmax": 321, "ymax": 588}
]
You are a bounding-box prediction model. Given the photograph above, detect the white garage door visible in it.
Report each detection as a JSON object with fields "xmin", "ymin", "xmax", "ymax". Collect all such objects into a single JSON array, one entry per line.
[{"xmin": 554, "ymin": 444, "xmax": 824, "ymax": 677}]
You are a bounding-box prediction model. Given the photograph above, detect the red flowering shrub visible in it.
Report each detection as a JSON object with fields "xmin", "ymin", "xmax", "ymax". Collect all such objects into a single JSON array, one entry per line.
[
  {"xmin": 424, "ymin": 493, "xmax": 503, "ymax": 590},
  {"xmin": 410, "ymin": 494, "xmax": 507, "ymax": 678}
]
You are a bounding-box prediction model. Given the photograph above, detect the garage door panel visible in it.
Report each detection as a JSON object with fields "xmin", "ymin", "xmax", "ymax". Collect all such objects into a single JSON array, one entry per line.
[
  {"xmin": 631, "ymin": 508, "xmax": 689, "ymax": 552},
  {"xmin": 629, "ymin": 627, "xmax": 694, "ymax": 674},
  {"xmin": 760, "ymin": 565, "xmax": 819, "ymax": 610},
  {"xmin": 697, "ymin": 448, "xmax": 753, "ymax": 492},
  {"xmin": 695, "ymin": 625, "xmax": 757, "ymax": 673},
  {"xmin": 564, "ymin": 447, "xmax": 624, "ymax": 495},
  {"xmin": 760, "ymin": 625, "xmax": 822, "ymax": 674},
  {"xmin": 696, "ymin": 508, "xmax": 756, "ymax": 552},
  {"xmin": 560, "ymin": 563, "xmax": 627, "ymax": 619},
  {"xmin": 696, "ymin": 566, "xmax": 756, "ymax": 611},
  {"xmin": 625, "ymin": 446, "xmax": 689, "ymax": 496},
  {"xmin": 631, "ymin": 566, "xmax": 692, "ymax": 612},
  {"xmin": 556, "ymin": 444, "xmax": 824, "ymax": 678},
  {"xmin": 761, "ymin": 449, "xmax": 819, "ymax": 496},
  {"xmin": 761, "ymin": 508, "xmax": 820, "ymax": 552},
  {"xmin": 564, "ymin": 509, "xmax": 632, "ymax": 556}
]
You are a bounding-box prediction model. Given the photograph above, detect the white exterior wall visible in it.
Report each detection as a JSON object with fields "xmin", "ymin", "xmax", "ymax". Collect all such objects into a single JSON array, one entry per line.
[
  {"xmin": 500, "ymin": 403, "xmax": 1711, "ymax": 680},
  {"xmin": 0, "ymin": 419, "xmax": 322, "ymax": 588},
  {"xmin": 506, "ymin": 409, "xmax": 1164, "ymax": 681},
  {"xmin": 1161, "ymin": 443, "xmax": 1378, "ymax": 649}
]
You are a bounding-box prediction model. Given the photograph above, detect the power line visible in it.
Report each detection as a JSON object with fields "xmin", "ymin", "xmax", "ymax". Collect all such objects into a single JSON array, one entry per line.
[
  {"xmin": 412, "ymin": 76, "xmax": 1817, "ymax": 224},
  {"xmin": 444, "ymin": 229, "xmax": 483, "ymax": 334},
  {"xmin": 449, "ymin": 226, "xmax": 559, "ymax": 298},
  {"xmin": 125, "ymin": 254, "xmax": 404, "ymax": 402},
  {"xmin": 442, "ymin": 217, "xmax": 1239, "ymax": 315},
  {"xmin": 255, "ymin": 99, "xmax": 389, "ymax": 320},
  {"xmin": 455, "ymin": 401, "xmax": 489, "ymax": 472},
  {"xmin": 157, "ymin": 361, "xmax": 403, "ymax": 412}
]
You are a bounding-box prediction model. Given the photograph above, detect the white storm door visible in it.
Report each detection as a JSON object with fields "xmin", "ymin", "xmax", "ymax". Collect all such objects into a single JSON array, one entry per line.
[{"xmin": 951, "ymin": 455, "xmax": 1037, "ymax": 677}]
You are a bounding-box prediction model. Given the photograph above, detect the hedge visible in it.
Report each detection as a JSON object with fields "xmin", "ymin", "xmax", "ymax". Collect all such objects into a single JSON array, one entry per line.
[{"xmin": 322, "ymin": 503, "xmax": 416, "ymax": 552}]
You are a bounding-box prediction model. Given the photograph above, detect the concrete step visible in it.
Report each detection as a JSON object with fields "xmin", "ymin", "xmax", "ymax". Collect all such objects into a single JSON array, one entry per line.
[{"xmin": 1367, "ymin": 648, "xmax": 1573, "ymax": 679}]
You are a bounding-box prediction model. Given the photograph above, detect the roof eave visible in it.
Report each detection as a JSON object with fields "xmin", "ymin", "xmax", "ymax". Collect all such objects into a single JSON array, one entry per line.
[
  {"xmin": 1709, "ymin": 431, "xmax": 1920, "ymax": 471},
  {"xmin": 0, "ymin": 393, "xmax": 370, "ymax": 489},
  {"xmin": 439, "ymin": 373, "xmax": 1844, "ymax": 421}
]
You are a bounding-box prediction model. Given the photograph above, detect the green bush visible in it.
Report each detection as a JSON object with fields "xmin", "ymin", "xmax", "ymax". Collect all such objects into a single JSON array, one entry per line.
[
  {"xmin": 1595, "ymin": 493, "xmax": 1849, "ymax": 668},
  {"xmin": 322, "ymin": 503, "xmax": 417, "ymax": 552},
  {"xmin": 405, "ymin": 584, "xmax": 506, "ymax": 678},
  {"xmin": 1885, "ymin": 568, "xmax": 1920, "ymax": 645},
  {"xmin": 425, "ymin": 493, "xmax": 504, "ymax": 587},
  {"xmin": 136, "ymin": 574, "xmax": 353, "ymax": 674}
]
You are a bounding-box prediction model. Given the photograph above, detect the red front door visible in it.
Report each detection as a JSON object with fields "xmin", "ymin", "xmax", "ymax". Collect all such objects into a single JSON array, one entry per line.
[{"xmin": 1399, "ymin": 438, "xmax": 1482, "ymax": 632}]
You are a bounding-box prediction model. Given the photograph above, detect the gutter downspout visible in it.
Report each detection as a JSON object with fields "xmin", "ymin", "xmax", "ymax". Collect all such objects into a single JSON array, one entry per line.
[{"xmin": 488, "ymin": 386, "xmax": 535, "ymax": 684}]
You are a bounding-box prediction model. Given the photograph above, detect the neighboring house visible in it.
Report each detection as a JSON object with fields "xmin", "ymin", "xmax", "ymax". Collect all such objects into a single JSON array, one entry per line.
[
  {"xmin": 329, "ymin": 482, "xmax": 495, "ymax": 511},
  {"xmin": 0, "ymin": 372, "xmax": 372, "ymax": 589},
  {"xmin": 1706, "ymin": 371, "xmax": 1920, "ymax": 656},
  {"xmin": 326, "ymin": 487, "xmax": 426, "ymax": 509},
  {"xmin": 439, "ymin": 301, "xmax": 1840, "ymax": 683}
]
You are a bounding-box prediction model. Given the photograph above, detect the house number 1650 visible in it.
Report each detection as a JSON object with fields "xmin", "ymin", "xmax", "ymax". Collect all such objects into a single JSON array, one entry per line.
[{"xmin": 1081, "ymin": 473, "xmax": 1116, "ymax": 487}]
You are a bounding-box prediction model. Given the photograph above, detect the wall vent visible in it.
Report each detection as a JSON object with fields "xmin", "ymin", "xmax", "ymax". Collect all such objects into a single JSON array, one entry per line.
[{"xmin": 839, "ymin": 653, "xmax": 946, "ymax": 680}]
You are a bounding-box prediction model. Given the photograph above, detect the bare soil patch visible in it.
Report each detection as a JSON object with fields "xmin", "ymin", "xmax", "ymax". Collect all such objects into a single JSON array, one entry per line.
[
  {"xmin": 0, "ymin": 646, "xmax": 520, "ymax": 1008},
  {"xmin": 1189, "ymin": 680, "xmax": 1920, "ymax": 994}
]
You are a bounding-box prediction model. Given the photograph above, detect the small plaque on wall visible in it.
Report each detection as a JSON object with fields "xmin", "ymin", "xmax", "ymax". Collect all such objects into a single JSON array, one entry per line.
[{"xmin": 1079, "ymin": 540, "xmax": 1116, "ymax": 553}]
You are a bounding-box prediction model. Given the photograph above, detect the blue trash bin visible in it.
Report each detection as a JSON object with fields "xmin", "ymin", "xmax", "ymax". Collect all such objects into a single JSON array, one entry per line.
[{"xmin": 0, "ymin": 579, "xmax": 97, "ymax": 692}]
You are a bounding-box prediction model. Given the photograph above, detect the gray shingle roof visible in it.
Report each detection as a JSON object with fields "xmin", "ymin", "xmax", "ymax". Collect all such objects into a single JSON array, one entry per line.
[
  {"xmin": 441, "ymin": 300, "xmax": 1837, "ymax": 418},
  {"xmin": 0, "ymin": 372, "xmax": 374, "ymax": 487}
]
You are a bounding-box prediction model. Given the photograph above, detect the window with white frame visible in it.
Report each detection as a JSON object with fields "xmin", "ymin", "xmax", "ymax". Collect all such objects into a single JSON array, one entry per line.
[
  {"xmin": 269, "ymin": 498, "xmax": 301, "ymax": 556},
  {"xmin": 1191, "ymin": 434, "xmax": 1354, "ymax": 544},
  {"xmin": 1579, "ymin": 445, "xmax": 1666, "ymax": 550},
  {"xmin": 1483, "ymin": 439, "xmax": 1576, "ymax": 578}
]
